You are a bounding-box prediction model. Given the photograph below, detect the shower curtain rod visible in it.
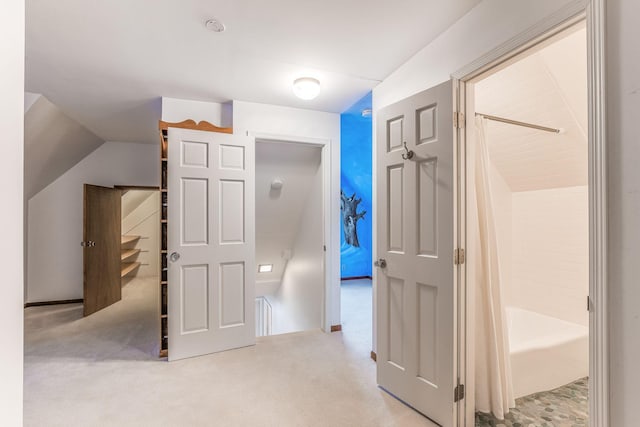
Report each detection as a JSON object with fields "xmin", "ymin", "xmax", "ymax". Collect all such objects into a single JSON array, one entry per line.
[{"xmin": 475, "ymin": 112, "xmax": 560, "ymax": 134}]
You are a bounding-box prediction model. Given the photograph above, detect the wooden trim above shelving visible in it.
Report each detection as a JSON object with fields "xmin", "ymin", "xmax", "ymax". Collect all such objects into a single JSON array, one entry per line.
[{"xmin": 158, "ymin": 119, "xmax": 233, "ymax": 134}]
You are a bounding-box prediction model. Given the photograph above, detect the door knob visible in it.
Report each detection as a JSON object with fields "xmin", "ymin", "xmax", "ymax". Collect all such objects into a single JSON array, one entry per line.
[
  {"xmin": 170, "ymin": 252, "xmax": 180, "ymax": 262},
  {"xmin": 374, "ymin": 258, "xmax": 387, "ymax": 269}
]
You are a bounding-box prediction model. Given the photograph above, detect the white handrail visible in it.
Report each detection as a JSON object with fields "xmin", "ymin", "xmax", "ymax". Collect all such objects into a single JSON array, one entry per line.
[{"xmin": 255, "ymin": 296, "xmax": 272, "ymax": 337}]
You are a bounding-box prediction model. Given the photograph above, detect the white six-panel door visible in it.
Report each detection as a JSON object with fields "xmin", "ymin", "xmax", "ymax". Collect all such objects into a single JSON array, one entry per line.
[
  {"xmin": 376, "ymin": 80, "xmax": 456, "ymax": 426},
  {"xmin": 168, "ymin": 128, "xmax": 255, "ymax": 361}
]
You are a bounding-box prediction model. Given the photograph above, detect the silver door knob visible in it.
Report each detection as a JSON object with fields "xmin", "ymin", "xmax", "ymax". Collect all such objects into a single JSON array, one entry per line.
[
  {"xmin": 170, "ymin": 252, "xmax": 180, "ymax": 262},
  {"xmin": 374, "ymin": 258, "xmax": 387, "ymax": 268}
]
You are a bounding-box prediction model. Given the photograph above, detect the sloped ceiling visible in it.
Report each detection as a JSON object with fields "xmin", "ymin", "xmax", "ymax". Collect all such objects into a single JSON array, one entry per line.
[
  {"xmin": 475, "ymin": 27, "xmax": 587, "ymax": 192},
  {"xmin": 256, "ymin": 142, "xmax": 321, "ymax": 283},
  {"xmin": 25, "ymin": 0, "xmax": 481, "ymax": 143},
  {"xmin": 24, "ymin": 96, "xmax": 104, "ymax": 200}
]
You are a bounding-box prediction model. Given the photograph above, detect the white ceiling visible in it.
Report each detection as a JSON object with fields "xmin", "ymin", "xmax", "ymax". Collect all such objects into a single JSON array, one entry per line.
[
  {"xmin": 25, "ymin": 0, "xmax": 481, "ymax": 143},
  {"xmin": 475, "ymin": 27, "xmax": 587, "ymax": 192}
]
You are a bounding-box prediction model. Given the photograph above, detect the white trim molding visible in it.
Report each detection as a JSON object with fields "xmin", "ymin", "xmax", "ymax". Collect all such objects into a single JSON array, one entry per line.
[{"xmin": 586, "ymin": 0, "xmax": 609, "ymax": 425}]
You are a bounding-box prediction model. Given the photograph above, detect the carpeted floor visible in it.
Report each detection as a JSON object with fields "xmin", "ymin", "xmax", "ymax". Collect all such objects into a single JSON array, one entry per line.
[
  {"xmin": 475, "ymin": 377, "xmax": 589, "ymax": 427},
  {"xmin": 24, "ymin": 276, "xmax": 435, "ymax": 426}
]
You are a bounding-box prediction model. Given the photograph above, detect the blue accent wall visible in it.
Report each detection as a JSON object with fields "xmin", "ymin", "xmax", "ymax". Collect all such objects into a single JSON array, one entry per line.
[{"xmin": 340, "ymin": 92, "xmax": 372, "ymax": 278}]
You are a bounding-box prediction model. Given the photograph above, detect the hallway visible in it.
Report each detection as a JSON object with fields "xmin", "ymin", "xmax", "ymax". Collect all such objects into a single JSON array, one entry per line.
[{"xmin": 24, "ymin": 277, "xmax": 434, "ymax": 426}]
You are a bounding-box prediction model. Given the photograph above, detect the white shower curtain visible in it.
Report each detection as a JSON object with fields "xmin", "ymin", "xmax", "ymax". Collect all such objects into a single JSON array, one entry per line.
[{"xmin": 473, "ymin": 117, "xmax": 515, "ymax": 419}]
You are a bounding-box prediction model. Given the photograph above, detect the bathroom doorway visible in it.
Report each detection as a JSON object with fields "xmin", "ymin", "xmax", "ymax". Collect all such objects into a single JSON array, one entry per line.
[{"xmin": 464, "ymin": 22, "xmax": 590, "ymax": 425}]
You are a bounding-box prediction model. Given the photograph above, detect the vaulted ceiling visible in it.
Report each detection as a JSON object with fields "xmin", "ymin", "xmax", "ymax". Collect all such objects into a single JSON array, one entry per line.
[
  {"xmin": 25, "ymin": 0, "xmax": 481, "ymax": 144},
  {"xmin": 475, "ymin": 27, "xmax": 587, "ymax": 192}
]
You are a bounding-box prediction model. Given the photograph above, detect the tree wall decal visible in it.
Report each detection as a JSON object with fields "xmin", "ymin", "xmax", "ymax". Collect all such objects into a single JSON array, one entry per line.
[{"xmin": 341, "ymin": 190, "xmax": 367, "ymax": 247}]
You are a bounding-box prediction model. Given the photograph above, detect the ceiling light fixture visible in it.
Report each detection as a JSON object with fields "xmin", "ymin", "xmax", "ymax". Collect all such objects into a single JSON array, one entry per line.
[
  {"xmin": 292, "ymin": 77, "xmax": 321, "ymax": 100},
  {"xmin": 205, "ymin": 19, "xmax": 226, "ymax": 33}
]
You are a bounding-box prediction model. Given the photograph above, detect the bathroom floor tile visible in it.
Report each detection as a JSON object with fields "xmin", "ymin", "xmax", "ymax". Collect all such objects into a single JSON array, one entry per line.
[{"xmin": 475, "ymin": 377, "xmax": 588, "ymax": 427}]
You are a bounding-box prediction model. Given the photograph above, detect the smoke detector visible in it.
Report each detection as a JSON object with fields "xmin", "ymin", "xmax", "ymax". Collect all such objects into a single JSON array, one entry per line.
[{"xmin": 205, "ymin": 19, "xmax": 226, "ymax": 33}]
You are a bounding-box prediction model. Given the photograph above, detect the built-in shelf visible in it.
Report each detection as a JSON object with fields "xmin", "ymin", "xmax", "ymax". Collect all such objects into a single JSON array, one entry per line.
[
  {"xmin": 121, "ymin": 235, "xmax": 140, "ymax": 245},
  {"xmin": 120, "ymin": 248, "xmax": 141, "ymax": 261},
  {"xmin": 121, "ymin": 262, "xmax": 141, "ymax": 278}
]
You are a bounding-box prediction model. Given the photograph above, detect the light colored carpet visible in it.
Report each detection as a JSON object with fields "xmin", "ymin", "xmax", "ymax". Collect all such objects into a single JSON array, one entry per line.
[
  {"xmin": 24, "ymin": 277, "xmax": 434, "ymax": 426},
  {"xmin": 340, "ymin": 279, "xmax": 374, "ymax": 357}
]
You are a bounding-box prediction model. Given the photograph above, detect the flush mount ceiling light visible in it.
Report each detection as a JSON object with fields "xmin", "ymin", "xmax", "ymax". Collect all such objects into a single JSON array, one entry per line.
[
  {"xmin": 258, "ymin": 264, "xmax": 273, "ymax": 273},
  {"xmin": 205, "ymin": 19, "xmax": 226, "ymax": 33},
  {"xmin": 292, "ymin": 77, "xmax": 321, "ymax": 100}
]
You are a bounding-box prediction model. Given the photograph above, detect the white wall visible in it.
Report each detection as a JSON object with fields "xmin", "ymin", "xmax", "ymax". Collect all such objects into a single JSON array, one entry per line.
[
  {"xmin": 373, "ymin": 0, "xmax": 582, "ymax": 110},
  {"xmin": 24, "ymin": 96, "xmax": 104, "ymax": 199},
  {"xmin": 27, "ymin": 142, "xmax": 158, "ymax": 302},
  {"xmin": 269, "ymin": 163, "xmax": 324, "ymax": 335},
  {"xmin": 122, "ymin": 191, "xmax": 160, "ymax": 278},
  {"xmin": 0, "ymin": 0, "xmax": 24, "ymax": 423},
  {"xmin": 607, "ymin": 0, "xmax": 640, "ymax": 423},
  {"xmin": 511, "ymin": 186, "xmax": 589, "ymax": 325}
]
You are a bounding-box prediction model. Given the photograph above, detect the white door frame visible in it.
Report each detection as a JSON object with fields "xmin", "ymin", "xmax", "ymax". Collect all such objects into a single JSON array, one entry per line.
[
  {"xmin": 452, "ymin": 1, "xmax": 607, "ymax": 426},
  {"xmin": 248, "ymin": 131, "xmax": 337, "ymax": 333}
]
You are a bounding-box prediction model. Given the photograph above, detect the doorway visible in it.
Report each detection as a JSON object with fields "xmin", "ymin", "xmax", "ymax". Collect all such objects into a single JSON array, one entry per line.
[
  {"xmin": 339, "ymin": 92, "xmax": 374, "ymax": 355},
  {"xmin": 254, "ymin": 140, "xmax": 324, "ymax": 337},
  {"xmin": 463, "ymin": 22, "xmax": 590, "ymax": 425}
]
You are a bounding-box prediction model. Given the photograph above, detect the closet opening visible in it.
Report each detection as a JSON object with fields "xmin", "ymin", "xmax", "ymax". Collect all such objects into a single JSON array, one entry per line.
[
  {"xmin": 465, "ymin": 22, "xmax": 589, "ymax": 425},
  {"xmin": 254, "ymin": 140, "xmax": 325, "ymax": 337}
]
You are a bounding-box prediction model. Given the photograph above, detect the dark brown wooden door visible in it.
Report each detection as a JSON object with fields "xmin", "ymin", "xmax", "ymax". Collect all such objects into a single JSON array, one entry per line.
[{"xmin": 83, "ymin": 184, "xmax": 121, "ymax": 316}]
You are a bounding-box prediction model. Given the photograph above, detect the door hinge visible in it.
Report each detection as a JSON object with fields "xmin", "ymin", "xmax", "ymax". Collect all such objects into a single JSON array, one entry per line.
[
  {"xmin": 587, "ymin": 295, "xmax": 591, "ymax": 311},
  {"xmin": 454, "ymin": 248, "xmax": 465, "ymax": 265},
  {"xmin": 453, "ymin": 112, "xmax": 465, "ymax": 129},
  {"xmin": 454, "ymin": 383, "xmax": 465, "ymax": 402}
]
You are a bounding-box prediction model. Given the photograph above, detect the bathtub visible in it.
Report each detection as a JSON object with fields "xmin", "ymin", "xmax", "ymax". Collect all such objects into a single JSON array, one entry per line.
[{"xmin": 506, "ymin": 307, "xmax": 589, "ymax": 398}]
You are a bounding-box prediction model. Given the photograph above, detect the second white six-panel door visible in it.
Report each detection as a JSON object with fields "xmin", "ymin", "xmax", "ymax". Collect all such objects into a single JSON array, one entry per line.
[{"xmin": 376, "ymin": 80, "xmax": 456, "ymax": 426}]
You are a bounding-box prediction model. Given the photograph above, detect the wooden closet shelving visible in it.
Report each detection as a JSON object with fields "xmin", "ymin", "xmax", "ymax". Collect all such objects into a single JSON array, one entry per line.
[
  {"xmin": 158, "ymin": 119, "xmax": 232, "ymax": 358},
  {"xmin": 120, "ymin": 235, "xmax": 141, "ymax": 278}
]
